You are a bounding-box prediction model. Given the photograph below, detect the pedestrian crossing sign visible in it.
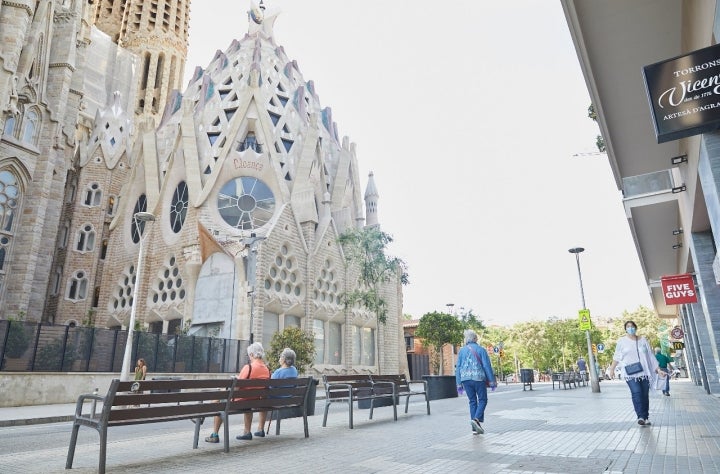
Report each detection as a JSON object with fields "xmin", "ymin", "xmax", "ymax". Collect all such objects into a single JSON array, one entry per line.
[{"xmin": 578, "ymin": 309, "xmax": 592, "ymax": 330}]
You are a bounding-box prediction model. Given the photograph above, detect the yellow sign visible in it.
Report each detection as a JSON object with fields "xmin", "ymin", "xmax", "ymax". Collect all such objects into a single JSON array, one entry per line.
[{"xmin": 578, "ymin": 309, "xmax": 592, "ymax": 330}]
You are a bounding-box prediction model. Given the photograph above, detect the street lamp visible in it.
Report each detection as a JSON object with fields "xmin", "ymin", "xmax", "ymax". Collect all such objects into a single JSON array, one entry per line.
[
  {"xmin": 568, "ymin": 247, "xmax": 601, "ymax": 393},
  {"xmin": 242, "ymin": 234, "xmax": 266, "ymax": 344},
  {"xmin": 120, "ymin": 211, "xmax": 156, "ymax": 381}
]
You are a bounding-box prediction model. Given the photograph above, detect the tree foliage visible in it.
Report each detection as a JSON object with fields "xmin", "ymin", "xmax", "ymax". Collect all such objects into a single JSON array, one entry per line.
[
  {"xmin": 338, "ymin": 227, "xmax": 408, "ymax": 324},
  {"xmin": 415, "ymin": 311, "xmax": 464, "ymax": 374},
  {"xmin": 267, "ymin": 327, "xmax": 316, "ymax": 374}
]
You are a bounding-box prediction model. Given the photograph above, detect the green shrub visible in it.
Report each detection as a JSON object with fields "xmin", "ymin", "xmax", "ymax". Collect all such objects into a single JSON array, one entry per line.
[{"xmin": 267, "ymin": 327, "xmax": 316, "ymax": 374}]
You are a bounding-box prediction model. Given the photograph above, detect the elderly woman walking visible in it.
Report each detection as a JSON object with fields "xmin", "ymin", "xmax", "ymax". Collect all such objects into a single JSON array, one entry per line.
[{"xmin": 455, "ymin": 329, "xmax": 496, "ymax": 435}]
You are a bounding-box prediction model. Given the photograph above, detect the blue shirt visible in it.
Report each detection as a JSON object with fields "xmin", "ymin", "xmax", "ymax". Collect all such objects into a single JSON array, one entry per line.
[{"xmin": 272, "ymin": 366, "xmax": 298, "ymax": 379}]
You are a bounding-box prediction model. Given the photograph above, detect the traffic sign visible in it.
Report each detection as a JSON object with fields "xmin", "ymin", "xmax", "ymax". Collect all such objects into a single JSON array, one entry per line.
[
  {"xmin": 493, "ymin": 346, "xmax": 499, "ymax": 354},
  {"xmin": 578, "ymin": 309, "xmax": 592, "ymax": 330},
  {"xmin": 597, "ymin": 343, "xmax": 605, "ymax": 353}
]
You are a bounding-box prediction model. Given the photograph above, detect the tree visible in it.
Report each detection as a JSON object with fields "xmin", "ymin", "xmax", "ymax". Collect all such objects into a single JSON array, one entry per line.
[
  {"xmin": 415, "ymin": 311, "xmax": 463, "ymax": 375},
  {"xmin": 338, "ymin": 227, "xmax": 408, "ymax": 324},
  {"xmin": 267, "ymin": 327, "xmax": 316, "ymax": 374}
]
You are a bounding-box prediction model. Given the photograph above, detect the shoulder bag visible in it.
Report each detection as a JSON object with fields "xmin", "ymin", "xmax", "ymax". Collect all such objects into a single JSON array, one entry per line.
[{"xmin": 624, "ymin": 339, "xmax": 643, "ymax": 375}]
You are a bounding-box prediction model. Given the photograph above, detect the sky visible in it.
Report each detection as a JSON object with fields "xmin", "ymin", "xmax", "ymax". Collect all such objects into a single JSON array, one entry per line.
[{"xmin": 184, "ymin": 0, "xmax": 654, "ymax": 325}]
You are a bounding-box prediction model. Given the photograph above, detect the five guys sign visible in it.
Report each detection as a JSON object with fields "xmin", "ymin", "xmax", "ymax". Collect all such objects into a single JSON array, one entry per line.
[{"xmin": 660, "ymin": 274, "xmax": 697, "ymax": 305}]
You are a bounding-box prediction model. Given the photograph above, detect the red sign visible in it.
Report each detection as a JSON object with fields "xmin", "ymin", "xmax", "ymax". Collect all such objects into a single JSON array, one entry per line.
[{"xmin": 661, "ymin": 274, "xmax": 697, "ymax": 305}]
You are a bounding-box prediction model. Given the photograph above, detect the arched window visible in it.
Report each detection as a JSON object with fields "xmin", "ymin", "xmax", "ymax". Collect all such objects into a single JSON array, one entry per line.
[
  {"xmin": 3, "ymin": 115, "xmax": 16, "ymax": 137},
  {"xmin": 107, "ymin": 195, "xmax": 117, "ymax": 216},
  {"xmin": 76, "ymin": 224, "xmax": 96, "ymax": 252},
  {"xmin": 67, "ymin": 270, "xmax": 88, "ymax": 301},
  {"xmin": 21, "ymin": 109, "xmax": 38, "ymax": 144},
  {"xmin": 52, "ymin": 265, "xmax": 63, "ymax": 295},
  {"xmin": 83, "ymin": 183, "xmax": 102, "ymax": 207},
  {"xmin": 169, "ymin": 181, "xmax": 188, "ymax": 233},
  {"xmin": 0, "ymin": 170, "xmax": 20, "ymax": 273},
  {"xmin": 131, "ymin": 194, "xmax": 148, "ymax": 243}
]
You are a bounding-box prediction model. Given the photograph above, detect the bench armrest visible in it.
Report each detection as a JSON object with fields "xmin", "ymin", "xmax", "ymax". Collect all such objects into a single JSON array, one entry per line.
[{"xmin": 74, "ymin": 393, "xmax": 105, "ymax": 418}]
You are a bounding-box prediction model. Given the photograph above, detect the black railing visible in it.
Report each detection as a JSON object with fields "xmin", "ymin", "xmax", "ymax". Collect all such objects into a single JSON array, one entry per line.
[{"xmin": 0, "ymin": 320, "xmax": 249, "ymax": 374}]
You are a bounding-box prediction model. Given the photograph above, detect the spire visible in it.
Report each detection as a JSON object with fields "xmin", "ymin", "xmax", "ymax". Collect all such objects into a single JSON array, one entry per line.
[{"xmin": 364, "ymin": 171, "xmax": 379, "ymax": 228}]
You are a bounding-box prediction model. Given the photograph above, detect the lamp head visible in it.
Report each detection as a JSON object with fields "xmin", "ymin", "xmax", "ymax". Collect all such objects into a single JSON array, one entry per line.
[
  {"xmin": 134, "ymin": 212, "xmax": 156, "ymax": 222},
  {"xmin": 568, "ymin": 247, "xmax": 585, "ymax": 254}
]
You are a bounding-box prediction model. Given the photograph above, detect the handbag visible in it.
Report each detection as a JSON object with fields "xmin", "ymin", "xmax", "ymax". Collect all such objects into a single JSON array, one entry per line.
[{"xmin": 624, "ymin": 339, "xmax": 643, "ymax": 375}]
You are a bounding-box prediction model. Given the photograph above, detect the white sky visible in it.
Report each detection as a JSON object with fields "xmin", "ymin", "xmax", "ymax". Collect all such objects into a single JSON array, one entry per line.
[{"xmin": 184, "ymin": 0, "xmax": 654, "ymax": 325}]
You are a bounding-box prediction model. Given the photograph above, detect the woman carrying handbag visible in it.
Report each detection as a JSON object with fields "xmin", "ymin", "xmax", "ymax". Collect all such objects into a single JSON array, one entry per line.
[{"xmin": 455, "ymin": 329, "xmax": 497, "ymax": 435}]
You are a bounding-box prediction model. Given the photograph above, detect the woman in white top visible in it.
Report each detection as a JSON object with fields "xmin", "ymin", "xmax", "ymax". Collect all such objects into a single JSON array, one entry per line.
[{"xmin": 608, "ymin": 320, "xmax": 662, "ymax": 426}]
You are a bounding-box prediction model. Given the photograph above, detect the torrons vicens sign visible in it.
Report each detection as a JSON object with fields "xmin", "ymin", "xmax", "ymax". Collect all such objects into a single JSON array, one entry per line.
[{"xmin": 643, "ymin": 43, "xmax": 720, "ymax": 143}]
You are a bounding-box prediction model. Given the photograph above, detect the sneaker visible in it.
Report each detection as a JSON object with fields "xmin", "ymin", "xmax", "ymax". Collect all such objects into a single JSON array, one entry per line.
[
  {"xmin": 236, "ymin": 432, "xmax": 252, "ymax": 440},
  {"xmin": 637, "ymin": 418, "xmax": 645, "ymax": 425},
  {"xmin": 204, "ymin": 434, "xmax": 219, "ymax": 443},
  {"xmin": 253, "ymin": 430, "xmax": 265, "ymax": 438},
  {"xmin": 664, "ymin": 392, "xmax": 670, "ymax": 397},
  {"xmin": 471, "ymin": 418, "xmax": 484, "ymax": 434},
  {"xmin": 644, "ymin": 420, "xmax": 652, "ymax": 426}
]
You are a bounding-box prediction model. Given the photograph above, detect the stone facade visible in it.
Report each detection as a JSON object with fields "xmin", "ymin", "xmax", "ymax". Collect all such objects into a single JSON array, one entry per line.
[{"xmin": 0, "ymin": 1, "xmax": 406, "ymax": 376}]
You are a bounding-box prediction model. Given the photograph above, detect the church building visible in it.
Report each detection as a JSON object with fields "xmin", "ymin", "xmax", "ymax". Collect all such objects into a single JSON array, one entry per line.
[{"xmin": 0, "ymin": 0, "xmax": 406, "ymax": 375}]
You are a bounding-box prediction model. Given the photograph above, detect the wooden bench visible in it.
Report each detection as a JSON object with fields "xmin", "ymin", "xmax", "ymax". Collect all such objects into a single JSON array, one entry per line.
[
  {"xmin": 66, "ymin": 377, "xmax": 313, "ymax": 473},
  {"xmin": 370, "ymin": 374, "xmax": 430, "ymax": 416},
  {"xmin": 322, "ymin": 374, "xmax": 397, "ymax": 429}
]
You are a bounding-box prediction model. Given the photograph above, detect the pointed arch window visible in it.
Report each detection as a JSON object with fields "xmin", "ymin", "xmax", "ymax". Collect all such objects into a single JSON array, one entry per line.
[
  {"xmin": 67, "ymin": 270, "xmax": 89, "ymax": 301},
  {"xmin": 3, "ymin": 115, "xmax": 16, "ymax": 137},
  {"xmin": 169, "ymin": 181, "xmax": 188, "ymax": 233},
  {"xmin": 0, "ymin": 170, "xmax": 20, "ymax": 233},
  {"xmin": 21, "ymin": 109, "xmax": 38, "ymax": 144},
  {"xmin": 76, "ymin": 224, "xmax": 96, "ymax": 252},
  {"xmin": 83, "ymin": 183, "xmax": 102, "ymax": 207},
  {"xmin": 131, "ymin": 194, "xmax": 148, "ymax": 243}
]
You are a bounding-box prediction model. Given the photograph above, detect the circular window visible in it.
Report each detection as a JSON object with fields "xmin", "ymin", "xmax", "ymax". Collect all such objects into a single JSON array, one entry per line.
[{"xmin": 217, "ymin": 177, "xmax": 275, "ymax": 230}]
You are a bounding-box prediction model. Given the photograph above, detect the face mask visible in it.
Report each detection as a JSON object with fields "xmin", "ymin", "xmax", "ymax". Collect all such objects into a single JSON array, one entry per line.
[{"xmin": 626, "ymin": 327, "xmax": 636, "ymax": 336}]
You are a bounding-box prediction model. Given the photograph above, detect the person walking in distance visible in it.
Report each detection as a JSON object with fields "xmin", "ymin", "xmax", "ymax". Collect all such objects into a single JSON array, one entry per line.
[
  {"xmin": 455, "ymin": 329, "xmax": 497, "ymax": 435},
  {"xmin": 654, "ymin": 347, "xmax": 674, "ymax": 396}
]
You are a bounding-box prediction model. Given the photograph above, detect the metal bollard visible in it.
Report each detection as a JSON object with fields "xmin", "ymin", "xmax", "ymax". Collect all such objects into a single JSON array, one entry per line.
[{"xmin": 91, "ymin": 388, "xmax": 99, "ymax": 418}]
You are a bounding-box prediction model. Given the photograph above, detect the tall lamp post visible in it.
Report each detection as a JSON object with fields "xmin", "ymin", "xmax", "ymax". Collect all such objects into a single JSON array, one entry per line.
[
  {"xmin": 242, "ymin": 234, "xmax": 266, "ymax": 344},
  {"xmin": 568, "ymin": 247, "xmax": 601, "ymax": 393},
  {"xmin": 120, "ymin": 211, "xmax": 156, "ymax": 381}
]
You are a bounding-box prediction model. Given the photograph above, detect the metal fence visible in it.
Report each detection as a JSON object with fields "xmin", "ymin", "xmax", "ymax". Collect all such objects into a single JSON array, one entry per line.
[{"xmin": 0, "ymin": 320, "xmax": 249, "ymax": 374}]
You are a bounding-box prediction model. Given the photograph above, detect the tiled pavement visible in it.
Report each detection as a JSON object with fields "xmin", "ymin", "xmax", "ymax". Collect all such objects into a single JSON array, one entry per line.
[{"xmin": 1, "ymin": 378, "xmax": 719, "ymax": 473}]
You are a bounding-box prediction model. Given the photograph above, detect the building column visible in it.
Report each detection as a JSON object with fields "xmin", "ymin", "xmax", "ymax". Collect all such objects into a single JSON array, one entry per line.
[{"xmin": 689, "ymin": 230, "xmax": 720, "ymax": 394}]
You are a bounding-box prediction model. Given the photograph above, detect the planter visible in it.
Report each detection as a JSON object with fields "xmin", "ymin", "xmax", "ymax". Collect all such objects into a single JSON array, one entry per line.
[
  {"xmin": 271, "ymin": 378, "xmax": 318, "ymax": 420},
  {"xmin": 423, "ymin": 375, "xmax": 458, "ymax": 400}
]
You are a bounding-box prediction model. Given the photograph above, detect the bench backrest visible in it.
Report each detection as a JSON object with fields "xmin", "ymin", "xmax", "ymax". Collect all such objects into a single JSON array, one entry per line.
[
  {"xmin": 100, "ymin": 377, "xmax": 312, "ymax": 425},
  {"xmin": 322, "ymin": 374, "xmax": 374, "ymax": 400},
  {"xmin": 228, "ymin": 377, "xmax": 313, "ymax": 412},
  {"xmin": 104, "ymin": 378, "xmax": 235, "ymax": 424},
  {"xmin": 371, "ymin": 374, "xmax": 410, "ymax": 394}
]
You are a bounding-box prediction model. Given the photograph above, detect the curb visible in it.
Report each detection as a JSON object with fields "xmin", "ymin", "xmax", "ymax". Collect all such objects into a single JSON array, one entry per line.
[{"xmin": 0, "ymin": 415, "xmax": 74, "ymax": 428}]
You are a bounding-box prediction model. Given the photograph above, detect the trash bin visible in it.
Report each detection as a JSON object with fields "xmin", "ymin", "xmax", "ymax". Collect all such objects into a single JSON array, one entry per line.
[
  {"xmin": 520, "ymin": 369, "xmax": 534, "ymax": 391},
  {"xmin": 520, "ymin": 369, "xmax": 534, "ymax": 383},
  {"xmin": 150, "ymin": 376, "xmax": 182, "ymax": 393}
]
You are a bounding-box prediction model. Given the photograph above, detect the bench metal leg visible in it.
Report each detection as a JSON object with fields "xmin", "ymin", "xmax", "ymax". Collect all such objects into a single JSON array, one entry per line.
[
  {"xmin": 65, "ymin": 422, "xmax": 80, "ymax": 469},
  {"xmin": 98, "ymin": 426, "xmax": 108, "ymax": 474},
  {"xmin": 322, "ymin": 401, "xmax": 331, "ymax": 427},
  {"xmin": 222, "ymin": 413, "xmax": 230, "ymax": 453},
  {"xmin": 404, "ymin": 395, "xmax": 410, "ymax": 414},
  {"xmin": 191, "ymin": 417, "xmax": 204, "ymax": 449}
]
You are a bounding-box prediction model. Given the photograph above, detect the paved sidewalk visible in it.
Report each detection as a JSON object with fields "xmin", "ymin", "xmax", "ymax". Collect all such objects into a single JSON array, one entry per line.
[{"xmin": 1, "ymin": 378, "xmax": 719, "ymax": 473}]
